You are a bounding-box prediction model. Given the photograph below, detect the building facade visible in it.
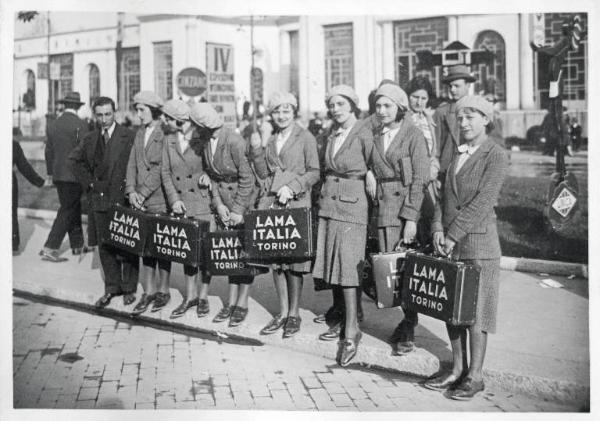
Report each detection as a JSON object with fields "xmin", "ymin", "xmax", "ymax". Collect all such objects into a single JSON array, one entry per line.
[{"xmin": 13, "ymin": 12, "xmax": 587, "ymax": 137}]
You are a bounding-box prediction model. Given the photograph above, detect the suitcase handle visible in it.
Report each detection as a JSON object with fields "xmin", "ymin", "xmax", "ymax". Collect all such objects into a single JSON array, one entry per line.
[{"xmin": 394, "ymin": 239, "xmax": 421, "ymax": 252}]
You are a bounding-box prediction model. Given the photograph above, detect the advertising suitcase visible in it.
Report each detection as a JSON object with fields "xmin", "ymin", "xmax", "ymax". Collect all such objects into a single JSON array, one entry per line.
[
  {"xmin": 370, "ymin": 250, "xmax": 409, "ymax": 308},
  {"xmin": 244, "ymin": 207, "xmax": 314, "ymax": 261},
  {"xmin": 102, "ymin": 204, "xmax": 150, "ymax": 256},
  {"xmin": 401, "ymin": 252, "xmax": 481, "ymax": 325},
  {"xmin": 205, "ymin": 229, "xmax": 270, "ymax": 277},
  {"xmin": 146, "ymin": 213, "xmax": 209, "ymax": 267}
]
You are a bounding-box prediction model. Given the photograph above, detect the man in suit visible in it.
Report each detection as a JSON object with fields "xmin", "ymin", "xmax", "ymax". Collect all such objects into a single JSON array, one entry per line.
[
  {"xmin": 433, "ymin": 65, "xmax": 475, "ymax": 185},
  {"xmin": 69, "ymin": 96, "xmax": 139, "ymax": 308},
  {"xmin": 40, "ymin": 92, "xmax": 89, "ymax": 262}
]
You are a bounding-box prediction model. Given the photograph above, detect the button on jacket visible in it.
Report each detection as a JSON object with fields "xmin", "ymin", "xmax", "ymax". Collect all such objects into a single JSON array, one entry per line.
[
  {"xmin": 203, "ymin": 127, "xmax": 255, "ymax": 215},
  {"xmin": 370, "ymin": 118, "xmax": 429, "ymax": 226},
  {"xmin": 318, "ymin": 121, "xmax": 374, "ymax": 225},
  {"xmin": 250, "ymin": 123, "xmax": 320, "ymax": 209},
  {"xmin": 162, "ymin": 133, "xmax": 212, "ymax": 217},
  {"xmin": 125, "ymin": 124, "xmax": 168, "ymax": 211},
  {"xmin": 432, "ymin": 139, "xmax": 508, "ymax": 259}
]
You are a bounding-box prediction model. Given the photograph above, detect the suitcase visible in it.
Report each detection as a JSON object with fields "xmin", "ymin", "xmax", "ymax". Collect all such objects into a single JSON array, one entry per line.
[
  {"xmin": 370, "ymin": 250, "xmax": 409, "ymax": 308},
  {"xmin": 102, "ymin": 204, "xmax": 150, "ymax": 256},
  {"xmin": 401, "ymin": 252, "xmax": 481, "ymax": 325},
  {"xmin": 146, "ymin": 213, "xmax": 209, "ymax": 266},
  {"xmin": 205, "ymin": 229, "xmax": 270, "ymax": 276},
  {"xmin": 244, "ymin": 207, "xmax": 314, "ymax": 261}
]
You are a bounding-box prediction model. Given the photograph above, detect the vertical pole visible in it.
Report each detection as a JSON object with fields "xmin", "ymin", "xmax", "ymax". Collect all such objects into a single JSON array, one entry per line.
[
  {"xmin": 46, "ymin": 12, "xmax": 52, "ymax": 115},
  {"xmin": 250, "ymin": 15, "xmax": 257, "ymax": 132},
  {"xmin": 116, "ymin": 12, "xmax": 124, "ymax": 115}
]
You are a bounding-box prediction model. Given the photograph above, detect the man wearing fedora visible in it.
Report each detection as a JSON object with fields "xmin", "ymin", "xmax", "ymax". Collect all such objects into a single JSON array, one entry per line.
[
  {"xmin": 40, "ymin": 92, "xmax": 90, "ymax": 262},
  {"xmin": 433, "ymin": 64, "xmax": 476, "ymax": 184}
]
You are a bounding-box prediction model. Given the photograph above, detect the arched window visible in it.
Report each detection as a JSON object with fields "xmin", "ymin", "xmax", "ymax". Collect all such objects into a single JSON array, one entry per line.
[
  {"xmin": 23, "ymin": 69, "xmax": 36, "ymax": 109},
  {"xmin": 473, "ymin": 30, "xmax": 506, "ymax": 102},
  {"xmin": 89, "ymin": 64, "xmax": 100, "ymax": 105}
]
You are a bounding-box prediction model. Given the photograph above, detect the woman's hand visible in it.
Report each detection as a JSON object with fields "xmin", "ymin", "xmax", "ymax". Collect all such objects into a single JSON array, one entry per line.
[
  {"xmin": 442, "ymin": 238, "xmax": 456, "ymax": 257},
  {"xmin": 433, "ymin": 231, "xmax": 445, "ymax": 256},
  {"xmin": 277, "ymin": 185, "xmax": 294, "ymax": 204},
  {"xmin": 229, "ymin": 212, "xmax": 244, "ymax": 226},
  {"xmin": 128, "ymin": 192, "xmax": 144, "ymax": 209},
  {"xmin": 403, "ymin": 220, "xmax": 417, "ymax": 244},
  {"xmin": 172, "ymin": 200, "xmax": 186, "ymax": 215},
  {"xmin": 198, "ymin": 173, "xmax": 212, "ymax": 189},
  {"xmin": 216, "ymin": 204, "xmax": 230, "ymax": 224},
  {"xmin": 365, "ymin": 170, "xmax": 377, "ymax": 199}
]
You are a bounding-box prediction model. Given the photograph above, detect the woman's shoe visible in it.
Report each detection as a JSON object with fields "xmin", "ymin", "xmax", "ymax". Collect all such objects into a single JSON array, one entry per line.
[
  {"xmin": 338, "ymin": 331, "xmax": 362, "ymax": 367},
  {"xmin": 170, "ymin": 298, "xmax": 199, "ymax": 319},
  {"xmin": 132, "ymin": 293, "xmax": 156, "ymax": 315},
  {"xmin": 421, "ymin": 372, "xmax": 465, "ymax": 391},
  {"xmin": 229, "ymin": 307, "xmax": 248, "ymax": 327},
  {"xmin": 197, "ymin": 299, "xmax": 210, "ymax": 318},
  {"xmin": 448, "ymin": 377, "xmax": 485, "ymax": 400},
  {"xmin": 282, "ymin": 316, "xmax": 301, "ymax": 338},
  {"xmin": 213, "ymin": 305, "xmax": 233, "ymax": 323},
  {"xmin": 151, "ymin": 292, "xmax": 171, "ymax": 312},
  {"xmin": 260, "ymin": 315, "xmax": 287, "ymax": 335},
  {"xmin": 318, "ymin": 321, "xmax": 342, "ymax": 341}
]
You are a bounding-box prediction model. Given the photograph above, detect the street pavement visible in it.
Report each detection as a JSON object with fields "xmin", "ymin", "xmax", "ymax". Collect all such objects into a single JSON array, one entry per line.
[
  {"xmin": 11, "ymin": 215, "xmax": 590, "ymax": 410},
  {"xmin": 13, "ymin": 296, "xmax": 577, "ymax": 411}
]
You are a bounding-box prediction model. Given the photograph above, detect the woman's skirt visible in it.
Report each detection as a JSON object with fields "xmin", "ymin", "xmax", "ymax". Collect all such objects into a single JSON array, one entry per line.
[
  {"xmin": 312, "ymin": 217, "xmax": 366, "ymax": 287},
  {"xmin": 463, "ymin": 258, "xmax": 500, "ymax": 334}
]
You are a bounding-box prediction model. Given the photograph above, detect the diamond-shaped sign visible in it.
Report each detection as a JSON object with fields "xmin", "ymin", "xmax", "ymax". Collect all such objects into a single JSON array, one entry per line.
[{"xmin": 551, "ymin": 187, "xmax": 577, "ymax": 218}]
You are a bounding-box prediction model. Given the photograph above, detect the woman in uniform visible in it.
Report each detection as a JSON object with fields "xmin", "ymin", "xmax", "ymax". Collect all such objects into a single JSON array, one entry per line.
[
  {"xmin": 160, "ymin": 99, "xmax": 214, "ymax": 319},
  {"xmin": 312, "ymin": 85, "xmax": 374, "ymax": 367},
  {"xmin": 250, "ymin": 92, "xmax": 320, "ymax": 338},
  {"xmin": 373, "ymin": 81, "xmax": 430, "ymax": 355},
  {"xmin": 426, "ymin": 95, "xmax": 508, "ymax": 400},
  {"xmin": 191, "ymin": 103, "xmax": 256, "ymax": 327},
  {"xmin": 125, "ymin": 91, "xmax": 172, "ymax": 315}
]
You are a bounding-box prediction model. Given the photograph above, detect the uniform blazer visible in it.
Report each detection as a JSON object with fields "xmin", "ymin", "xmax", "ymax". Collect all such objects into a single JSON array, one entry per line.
[
  {"xmin": 45, "ymin": 111, "xmax": 88, "ymax": 182},
  {"xmin": 432, "ymin": 139, "xmax": 508, "ymax": 260},
  {"xmin": 203, "ymin": 127, "xmax": 255, "ymax": 215},
  {"xmin": 433, "ymin": 101, "xmax": 460, "ymax": 178},
  {"xmin": 370, "ymin": 118, "xmax": 429, "ymax": 226},
  {"xmin": 250, "ymin": 123, "xmax": 320, "ymax": 209},
  {"xmin": 318, "ymin": 120, "xmax": 374, "ymax": 225},
  {"xmin": 125, "ymin": 123, "xmax": 168, "ymax": 211},
  {"xmin": 69, "ymin": 123, "xmax": 135, "ymax": 211},
  {"xmin": 161, "ymin": 133, "xmax": 212, "ymax": 217}
]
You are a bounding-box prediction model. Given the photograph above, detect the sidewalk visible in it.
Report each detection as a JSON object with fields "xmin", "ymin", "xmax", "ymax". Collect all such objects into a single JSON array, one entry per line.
[{"xmin": 11, "ymin": 215, "xmax": 590, "ymax": 408}]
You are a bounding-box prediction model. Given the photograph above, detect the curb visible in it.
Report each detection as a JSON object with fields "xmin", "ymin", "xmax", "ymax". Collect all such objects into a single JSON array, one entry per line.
[
  {"xmin": 19, "ymin": 208, "xmax": 588, "ymax": 279},
  {"xmin": 12, "ymin": 281, "xmax": 589, "ymax": 407}
]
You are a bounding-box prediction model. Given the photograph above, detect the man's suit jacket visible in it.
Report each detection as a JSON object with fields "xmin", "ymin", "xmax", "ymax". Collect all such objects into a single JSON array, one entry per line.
[
  {"xmin": 45, "ymin": 111, "xmax": 88, "ymax": 182},
  {"xmin": 369, "ymin": 118, "xmax": 429, "ymax": 226},
  {"xmin": 125, "ymin": 123, "xmax": 168, "ymax": 212},
  {"xmin": 432, "ymin": 139, "xmax": 508, "ymax": 259},
  {"xmin": 433, "ymin": 101, "xmax": 460, "ymax": 179}
]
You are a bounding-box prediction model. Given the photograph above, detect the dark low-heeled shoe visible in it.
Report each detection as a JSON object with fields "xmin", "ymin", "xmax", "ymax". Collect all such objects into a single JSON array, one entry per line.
[
  {"xmin": 170, "ymin": 298, "xmax": 199, "ymax": 319},
  {"xmin": 123, "ymin": 293, "xmax": 136, "ymax": 306},
  {"xmin": 197, "ymin": 299, "xmax": 210, "ymax": 318},
  {"xmin": 39, "ymin": 249, "xmax": 68, "ymax": 263},
  {"xmin": 151, "ymin": 292, "xmax": 171, "ymax": 312},
  {"xmin": 422, "ymin": 372, "xmax": 466, "ymax": 391},
  {"xmin": 448, "ymin": 377, "xmax": 485, "ymax": 400},
  {"xmin": 282, "ymin": 316, "xmax": 301, "ymax": 338},
  {"xmin": 260, "ymin": 315, "xmax": 287, "ymax": 335},
  {"xmin": 395, "ymin": 340, "xmax": 415, "ymax": 356},
  {"xmin": 313, "ymin": 313, "xmax": 327, "ymax": 324},
  {"xmin": 229, "ymin": 307, "xmax": 248, "ymax": 327},
  {"xmin": 338, "ymin": 331, "xmax": 362, "ymax": 367},
  {"xmin": 213, "ymin": 305, "xmax": 233, "ymax": 323},
  {"xmin": 132, "ymin": 293, "xmax": 156, "ymax": 315},
  {"xmin": 318, "ymin": 322, "xmax": 342, "ymax": 341},
  {"xmin": 95, "ymin": 293, "xmax": 115, "ymax": 308}
]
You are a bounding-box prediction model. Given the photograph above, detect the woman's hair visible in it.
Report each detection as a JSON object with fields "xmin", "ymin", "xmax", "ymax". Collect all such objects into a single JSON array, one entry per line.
[
  {"xmin": 149, "ymin": 106, "xmax": 162, "ymax": 120},
  {"xmin": 405, "ymin": 76, "xmax": 435, "ymax": 106},
  {"xmin": 326, "ymin": 95, "xmax": 361, "ymax": 120},
  {"xmin": 270, "ymin": 103, "xmax": 298, "ymax": 119}
]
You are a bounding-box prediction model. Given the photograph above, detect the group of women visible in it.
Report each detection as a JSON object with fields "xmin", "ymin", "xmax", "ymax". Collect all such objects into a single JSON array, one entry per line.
[{"xmin": 123, "ymin": 73, "xmax": 507, "ymax": 400}]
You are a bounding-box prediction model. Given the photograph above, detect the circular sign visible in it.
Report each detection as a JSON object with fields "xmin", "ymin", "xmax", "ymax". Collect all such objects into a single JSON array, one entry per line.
[{"xmin": 176, "ymin": 67, "xmax": 207, "ymax": 97}]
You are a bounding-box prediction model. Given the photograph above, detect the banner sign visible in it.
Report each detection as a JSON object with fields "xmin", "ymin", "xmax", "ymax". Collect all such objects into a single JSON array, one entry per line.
[
  {"xmin": 206, "ymin": 230, "xmax": 270, "ymax": 276},
  {"xmin": 147, "ymin": 214, "xmax": 209, "ymax": 266},
  {"xmin": 206, "ymin": 42, "xmax": 237, "ymax": 129},
  {"xmin": 103, "ymin": 205, "xmax": 149, "ymax": 256}
]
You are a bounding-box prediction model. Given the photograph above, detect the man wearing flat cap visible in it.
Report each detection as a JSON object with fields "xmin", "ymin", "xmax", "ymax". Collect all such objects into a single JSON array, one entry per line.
[
  {"xmin": 433, "ymin": 64, "xmax": 476, "ymax": 185},
  {"xmin": 69, "ymin": 96, "xmax": 139, "ymax": 308},
  {"xmin": 40, "ymin": 92, "xmax": 90, "ymax": 262}
]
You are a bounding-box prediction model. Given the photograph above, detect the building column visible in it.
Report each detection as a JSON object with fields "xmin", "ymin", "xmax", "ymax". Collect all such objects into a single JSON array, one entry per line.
[
  {"xmin": 447, "ymin": 15, "xmax": 458, "ymax": 41},
  {"xmin": 519, "ymin": 14, "xmax": 536, "ymax": 109},
  {"xmin": 381, "ymin": 22, "xmax": 394, "ymax": 81},
  {"xmin": 298, "ymin": 16, "xmax": 310, "ymax": 116}
]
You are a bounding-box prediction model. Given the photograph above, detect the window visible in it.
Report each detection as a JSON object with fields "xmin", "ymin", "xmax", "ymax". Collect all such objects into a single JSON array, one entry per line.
[
  {"xmin": 289, "ymin": 30, "xmax": 299, "ymax": 99},
  {"xmin": 324, "ymin": 23, "xmax": 354, "ymax": 92},
  {"xmin": 119, "ymin": 47, "xmax": 140, "ymax": 112},
  {"xmin": 23, "ymin": 69, "xmax": 36, "ymax": 109},
  {"xmin": 153, "ymin": 41, "xmax": 173, "ymax": 101},
  {"xmin": 473, "ymin": 30, "xmax": 506, "ymax": 102},
  {"xmin": 49, "ymin": 53, "xmax": 73, "ymax": 113},
  {"xmin": 89, "ymin": 64, "xmax": 100, "ymax": 105}
]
